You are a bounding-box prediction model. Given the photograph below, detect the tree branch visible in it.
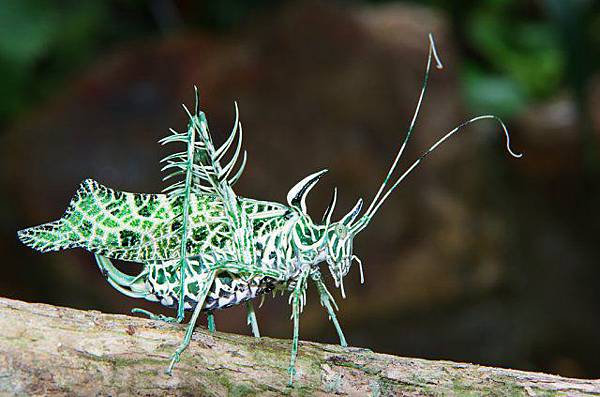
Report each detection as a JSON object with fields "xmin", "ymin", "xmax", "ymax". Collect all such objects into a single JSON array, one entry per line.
[{"xmin": 0, "ymin": 297, "xmax": 598, "ymax": 396}]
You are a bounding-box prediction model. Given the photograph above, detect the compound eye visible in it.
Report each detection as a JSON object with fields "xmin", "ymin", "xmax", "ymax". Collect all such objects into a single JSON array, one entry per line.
[{"xmin": 335, "ymin": 224, "xmax": 348, "ymax": 238}]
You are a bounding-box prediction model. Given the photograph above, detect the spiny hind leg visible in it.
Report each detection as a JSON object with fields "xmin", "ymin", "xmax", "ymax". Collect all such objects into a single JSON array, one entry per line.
[
  {"xmin": 135, "ymin": 259, "xmax": 189, "ymax": 324},
  {"xmin": 246, "ymin": 301, "xmax": 260, "ymax": 338},
  {"xmin": 132, "ymin": 275, "xmax": 184, "ymax": 324},
  {"xmin": 93, "ymin": 255, "xmax": 175, "ymax": 323},
  {"xmin": 312, "ymin": 271, "xmax": 347, "ymax": 347},
  {"xmin": 175, "ymin": 257, "xmax": 189, "ymax": 322},
  {"xmin": 95, "ymin": 254, "xmax": 148, "ymax": 298},
  {"xmin": 130, "ymin": 258, "xmax": 187, "ymax": 323},
  {"xmin": 167, "ymin": 270, "xmax": 217, "ymax": 374}
]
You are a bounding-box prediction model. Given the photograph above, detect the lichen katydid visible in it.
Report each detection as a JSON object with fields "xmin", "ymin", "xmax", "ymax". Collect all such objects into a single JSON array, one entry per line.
[{"xmin": 17, "ymin": 34, "xmax": 522, "ymax": 384}]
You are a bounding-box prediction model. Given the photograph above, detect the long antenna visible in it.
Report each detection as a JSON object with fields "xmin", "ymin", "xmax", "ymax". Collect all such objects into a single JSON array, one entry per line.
[
  {"xmin": 358, "ymin": 115, "xmax": 522, "ymax": 225},
  {"xmin": 363, "ymin": 33, "xmax": 443, "ymax": 218}
]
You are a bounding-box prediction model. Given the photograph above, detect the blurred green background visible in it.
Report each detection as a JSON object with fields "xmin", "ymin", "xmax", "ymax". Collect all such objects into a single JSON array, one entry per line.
[{"xmin": 1, "ymin": 0, "xmax": 600, "ymax": 380}]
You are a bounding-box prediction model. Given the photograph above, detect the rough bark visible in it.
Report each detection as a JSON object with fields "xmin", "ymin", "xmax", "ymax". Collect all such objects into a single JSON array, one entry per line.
[{"xmin": 0, "ymin": 297, "xmax": 598, "ymax": 396}]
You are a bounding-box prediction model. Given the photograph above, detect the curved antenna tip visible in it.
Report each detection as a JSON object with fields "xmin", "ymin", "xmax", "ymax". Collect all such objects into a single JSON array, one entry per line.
[
  {"xmin": 428, "ymin": 33, "xmax": 444, "ymax": 69},
  {"xmin": 487, "ymin": 115, "xmax": 523, "ymax": 159}
]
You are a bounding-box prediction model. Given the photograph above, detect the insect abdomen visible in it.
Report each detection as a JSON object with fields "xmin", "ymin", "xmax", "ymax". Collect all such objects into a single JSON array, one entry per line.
[
  {"xmin": 203, "ymin": 272, "xmax": 277, "ymax": 311},
  {"xmin": 145, "ymin": 259, "xmax": 278, "ymax": 311}
]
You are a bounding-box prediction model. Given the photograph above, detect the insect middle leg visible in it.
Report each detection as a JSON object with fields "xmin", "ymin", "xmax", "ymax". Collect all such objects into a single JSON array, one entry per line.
[
  {"xmin": 167, "ymin": 269, "xmax": 217, "ymax": 374},
  {"xmin": 287, "ymin": 270, "xmax": 310, "ymax": 385},
  {"xmin": 246, "ymin": 301, "xmax": 260, "ymax": 338},
  {"xmin": 207, "ymin": 311, "xmax": 216, "ymax": 333},
  {"xmin": 208, "ymin": 262, "xmax": 286, "ymax": 340},
  {"xmin": 311, "ymin": 270, "xmax": 347, "ymax": 347}
]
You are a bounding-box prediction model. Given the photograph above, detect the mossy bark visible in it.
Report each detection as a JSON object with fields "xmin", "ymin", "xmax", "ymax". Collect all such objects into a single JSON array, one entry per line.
[{"xmin": 0, "ymin": 297, "xmax": 598, "ymax": 396}]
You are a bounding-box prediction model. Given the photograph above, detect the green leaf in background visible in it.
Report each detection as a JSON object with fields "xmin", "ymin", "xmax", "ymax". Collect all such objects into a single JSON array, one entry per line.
[
  {"xmin": 0, "ymin": 0, "xmax": 597, "ymax": 128},
  {"xmin": 0, "ymin": 0, "xmax": 107, "ymax": 125},
  {"xmin": 0, "ymin": 1, "xmax": 58, "ymax": 64},
  {"xmin": 467, "ymin": 1, "xmax": 564, "ymax": 108},
  {"xmin": 463, "ymin": 64, "xmax": 527, "ymax": 119}
]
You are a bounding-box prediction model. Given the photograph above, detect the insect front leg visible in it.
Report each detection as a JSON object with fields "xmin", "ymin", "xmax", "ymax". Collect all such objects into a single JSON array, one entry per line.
[
  {"xmin": 245, "ymin": 301, "xmax": 260, "ymax": 338},
  {"xmin": 167, "ymin": 269, "xmax": 217, "ymax": 374},
  {"xmin": 311, "ymin": 270, "xmax": 347, "ymax": 347},
  {"xmin": 287, "ymin": 269, "xmax": 310, "ymax": 386}
]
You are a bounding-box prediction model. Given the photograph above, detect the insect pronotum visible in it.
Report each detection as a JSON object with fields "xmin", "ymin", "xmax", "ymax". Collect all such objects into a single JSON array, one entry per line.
[{"xmin": 17, "ymin": 34, "xmax": 522, "ymax": 384}]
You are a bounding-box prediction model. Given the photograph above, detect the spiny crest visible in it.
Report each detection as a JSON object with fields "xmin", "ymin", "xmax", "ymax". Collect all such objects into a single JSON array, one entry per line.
[
  {"xmin": 286, "ymin": 169, "xmax": 329, "ymax": 214},
  {"xmin": 159, "ymin": 86, "xmax": 248, "ymax": 198}
]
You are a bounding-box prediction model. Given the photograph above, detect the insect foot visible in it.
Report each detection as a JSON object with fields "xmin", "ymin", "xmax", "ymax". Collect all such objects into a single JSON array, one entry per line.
[
  {"xmin": 166, "ymin": 351, "xmax": 181, "ymax": 375},
  {"xmin": 287, "ymin": 365, "xmax": 297, "ymax": 387}
]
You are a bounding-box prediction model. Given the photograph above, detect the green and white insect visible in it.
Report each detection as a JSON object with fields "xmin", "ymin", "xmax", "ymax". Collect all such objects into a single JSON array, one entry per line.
[{"xmin": 18, "ymin": 35, "xmax": 521, "ymax": 384}]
